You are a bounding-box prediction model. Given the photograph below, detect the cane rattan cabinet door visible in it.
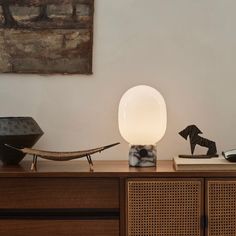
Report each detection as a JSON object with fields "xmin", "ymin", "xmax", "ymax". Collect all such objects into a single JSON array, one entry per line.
[
  {"xmin": 206, "ymin": 179, "xmax": 236, "ymax": 236},
  {"xmin": 127, "ymin": 178, "xmax": 203, "ymax": 236}
]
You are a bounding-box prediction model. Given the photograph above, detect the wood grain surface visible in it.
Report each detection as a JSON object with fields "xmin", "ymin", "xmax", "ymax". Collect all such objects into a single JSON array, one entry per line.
[
  {"xmin": 1, "ymin": 160, "xmax": 236, "ymax": 178},
  {"xmin": 0, "ymin": 177, "xmax": 119, "ymax": 209},
  {"xmin": 0, "ymin": 219, "xmax": 119, "ymax": 236}
]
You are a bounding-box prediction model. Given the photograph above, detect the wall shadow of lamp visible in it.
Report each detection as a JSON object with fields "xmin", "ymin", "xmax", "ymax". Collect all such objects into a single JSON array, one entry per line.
[{"xmin": 118, "ymin": 85, "xmax": 167, "ymax": 167}]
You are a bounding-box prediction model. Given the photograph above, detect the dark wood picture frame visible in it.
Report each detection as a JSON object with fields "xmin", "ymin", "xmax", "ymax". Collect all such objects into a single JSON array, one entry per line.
[{"xmin": 0, "ymin": 0, "xmax": 94, "ymax": 74}]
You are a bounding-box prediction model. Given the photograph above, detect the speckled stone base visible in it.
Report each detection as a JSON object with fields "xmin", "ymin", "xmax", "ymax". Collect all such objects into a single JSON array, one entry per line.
[{"xmin": 129, "ymin": 145, "xmax": 157, "ymax": 167}]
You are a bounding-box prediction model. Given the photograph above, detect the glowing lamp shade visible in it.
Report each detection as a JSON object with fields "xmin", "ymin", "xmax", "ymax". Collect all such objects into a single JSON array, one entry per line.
[{"xmin": 118, "ymin": 85, "xmax": 167, "ymax": 167}]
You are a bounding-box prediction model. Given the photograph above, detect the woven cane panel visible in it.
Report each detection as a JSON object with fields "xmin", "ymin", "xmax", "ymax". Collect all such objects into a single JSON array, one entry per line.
[
  {"xmin": 127, "ymin": 179, "xmax": 201, "ymax": 236},
  {"xmin": 208, "ymin": 181, "xmax": 236, "ymax": 236}
]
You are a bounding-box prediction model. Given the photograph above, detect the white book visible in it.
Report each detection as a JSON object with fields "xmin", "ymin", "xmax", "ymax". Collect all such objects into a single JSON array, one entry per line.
[{"xmin": 173, "ymin": 156, "xmax": 236, "ymax": 171}]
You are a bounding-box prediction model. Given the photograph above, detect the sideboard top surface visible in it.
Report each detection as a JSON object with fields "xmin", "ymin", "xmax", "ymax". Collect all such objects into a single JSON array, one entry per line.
[{"xmin": 0, "ymin": 160, "xmax": 235, "ymax": 178}]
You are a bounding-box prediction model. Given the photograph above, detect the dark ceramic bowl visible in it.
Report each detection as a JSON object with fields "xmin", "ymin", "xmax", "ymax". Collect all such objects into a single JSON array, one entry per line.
[{"xmin": 0, "ymin": 117, "xmax": 44, "ymax": 165}]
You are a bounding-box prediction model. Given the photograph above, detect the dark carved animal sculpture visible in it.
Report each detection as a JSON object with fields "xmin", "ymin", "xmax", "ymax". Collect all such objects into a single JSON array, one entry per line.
[
  {"xmin": 179, "ymin": 125, "xmax": 217, "ymax": 156},
  {"xmin": 0, "ymin": 0, "xmax": 92, "ymax": 27}
]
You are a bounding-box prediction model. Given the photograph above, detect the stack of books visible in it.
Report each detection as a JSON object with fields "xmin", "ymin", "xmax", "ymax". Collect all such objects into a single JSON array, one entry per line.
[{"xmin": 174, "ymin": 156, "xmax": 236, "ymax": 171}]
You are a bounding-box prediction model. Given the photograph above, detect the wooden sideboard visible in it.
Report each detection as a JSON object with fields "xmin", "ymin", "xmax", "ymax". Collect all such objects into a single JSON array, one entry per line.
[{"xmin": 0, "ymin": 160, "xmax": 236, "ymax": 236}]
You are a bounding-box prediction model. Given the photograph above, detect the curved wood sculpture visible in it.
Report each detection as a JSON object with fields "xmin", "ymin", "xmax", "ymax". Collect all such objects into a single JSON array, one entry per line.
[{"xmin": 5, "ymin": 142, "xmax": 120, "ymax": 171}]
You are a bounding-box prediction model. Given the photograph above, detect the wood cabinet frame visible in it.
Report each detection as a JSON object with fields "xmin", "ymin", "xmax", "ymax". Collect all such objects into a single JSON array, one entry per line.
[{"xmin": 1, "ymin": 160, "xmax": 236, "ymax": 236}]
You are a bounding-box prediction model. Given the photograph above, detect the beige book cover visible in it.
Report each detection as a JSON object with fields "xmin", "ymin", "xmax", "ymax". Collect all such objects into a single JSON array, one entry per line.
[{"xmin": 174, "ymin": 156, "xmax": 236, "ymax": 171}]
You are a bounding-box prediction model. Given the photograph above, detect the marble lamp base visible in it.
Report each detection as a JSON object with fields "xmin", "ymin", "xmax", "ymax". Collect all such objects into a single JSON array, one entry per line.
[{"xmin": 129, "ymin": 145, "xmax": 157, "ymax": 167}]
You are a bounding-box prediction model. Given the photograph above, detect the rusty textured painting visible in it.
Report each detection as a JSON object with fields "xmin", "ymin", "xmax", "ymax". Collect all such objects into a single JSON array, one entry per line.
[{"xmin": 0, "ymin": 0, "xmax": 94, "ymax": 74}]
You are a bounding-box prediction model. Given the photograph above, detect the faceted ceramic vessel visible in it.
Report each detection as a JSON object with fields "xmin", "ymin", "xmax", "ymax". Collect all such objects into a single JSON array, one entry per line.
[{"xmin": 0, "ymin": 117, "xmax": 44, "ymax": 165}]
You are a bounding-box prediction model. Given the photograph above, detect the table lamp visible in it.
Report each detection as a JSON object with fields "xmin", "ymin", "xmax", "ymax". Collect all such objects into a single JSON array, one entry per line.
[{"xmin": 118, "ymin": 85, "xmax": 167, "ymax": 167}]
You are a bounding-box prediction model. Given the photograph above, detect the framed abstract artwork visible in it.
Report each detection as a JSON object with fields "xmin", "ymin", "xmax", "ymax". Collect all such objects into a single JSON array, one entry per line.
[{"xmin": 0, "ymin": 0, "xmax": 94, "ymax": 74}]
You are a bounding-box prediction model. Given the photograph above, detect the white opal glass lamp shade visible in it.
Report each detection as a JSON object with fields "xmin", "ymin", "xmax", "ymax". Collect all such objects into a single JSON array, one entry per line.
[{"xmin": 118, "ymin": 85, "xmax": 167, "ymax": 167}]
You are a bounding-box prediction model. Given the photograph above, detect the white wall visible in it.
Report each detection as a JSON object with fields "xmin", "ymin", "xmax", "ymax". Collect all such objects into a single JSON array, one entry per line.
[{"xmin": 1, "ymin": 0, "xmax": 236, "ymax": 160}]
